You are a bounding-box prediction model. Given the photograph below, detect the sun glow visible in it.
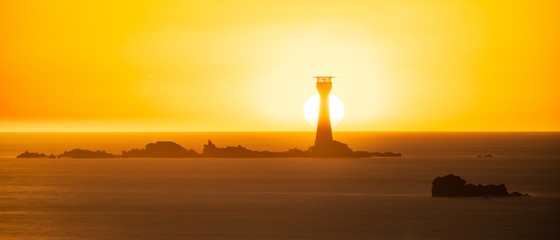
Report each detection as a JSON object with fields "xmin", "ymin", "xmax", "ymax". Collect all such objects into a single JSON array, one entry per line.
[
  {"xmin": 303, "ymin": 94, "xmax": 345, "ymax": 128},
  {"xmin": 1, "ymin": 1, "xmax": 559, "ymax": 131}
]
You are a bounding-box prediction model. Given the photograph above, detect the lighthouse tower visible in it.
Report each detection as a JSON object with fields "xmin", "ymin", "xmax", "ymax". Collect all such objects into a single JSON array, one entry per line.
[
  {"xmin": 309, "ymin": 76, "xmax": 355, "ymax": 157},
  {"xmin": 314, "ymin": 76, "xmax": 334, "ymax": 148}
]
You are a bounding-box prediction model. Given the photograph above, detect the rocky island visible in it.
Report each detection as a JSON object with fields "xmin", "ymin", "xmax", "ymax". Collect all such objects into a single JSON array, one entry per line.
[
  {"xmin": 17, "ymin": 151, "xmax": 48, "ymax": 158},
  {"xmin": 122, "ymin": 141, "xmax": 200, "ymax": 158},
  {"xmin": 432, "ymin": 174, "xmax": 530, "ymax": 197}
]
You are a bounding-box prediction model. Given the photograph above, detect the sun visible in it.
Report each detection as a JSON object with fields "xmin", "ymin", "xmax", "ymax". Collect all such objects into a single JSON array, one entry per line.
[{"xmin": 303, "ymin": 94, "xmax": 345, "ymax": 127}]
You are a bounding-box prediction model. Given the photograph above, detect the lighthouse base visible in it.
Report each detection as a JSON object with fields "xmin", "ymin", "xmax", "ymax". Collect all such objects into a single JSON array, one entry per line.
[{"xmin": 308, "ymin": 140, "xmax": 365, "ymax": 157}]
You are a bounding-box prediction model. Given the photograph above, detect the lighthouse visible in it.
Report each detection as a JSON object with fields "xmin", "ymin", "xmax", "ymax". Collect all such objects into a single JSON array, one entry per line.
[
  {"xmin": 308, "ymin": 76, "xmax": 357, "ymax": 157},
  {"xmin": 314, "ymin": 76, "xmax": 334, "ymax": 148}
]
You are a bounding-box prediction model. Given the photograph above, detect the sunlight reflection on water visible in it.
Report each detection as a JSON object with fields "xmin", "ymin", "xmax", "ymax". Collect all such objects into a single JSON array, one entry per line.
[{"xmin": 1, "ymin": 156, "xmax": 559, "ymax": 239}]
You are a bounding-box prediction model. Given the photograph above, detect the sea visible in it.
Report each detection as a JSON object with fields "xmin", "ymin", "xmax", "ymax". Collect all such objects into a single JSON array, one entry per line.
[{"xmin": 1, "ymin": 132, "xmax": 559, "ymax": 239}]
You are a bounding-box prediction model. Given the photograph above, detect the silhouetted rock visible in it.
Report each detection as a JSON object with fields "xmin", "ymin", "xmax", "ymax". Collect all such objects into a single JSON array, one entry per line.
[
  {"xmin": 432, "ymin": 174, "xmax": 530, "ymax": 197},
  {"xmin": 308, "ymin": 140, "xmax": 402, "ymax": 158},
  {"xmin": 17, "ymin": 140, "xmax": 402, "ymax": 159},
  {"xmin": 16, "ymin": 151, "xmax": 48, "ymax": 158},
  {"xmin": 309, "ymin": 140, "xmax": 354, "ymax": 157},
  {"xmin": 477, "ymin": 154, "xmax": 495, "ymax": 158},
  {"xmin": 510, "ymin": 191, "xmax": 531, "ymax": 197},
  {"xmin": 370, "ymin": 152, "xmax": 402, "ymax": 157},
  {"xmin": 59, "ymin": 149, "xmax": 118, "ymax": 158},
  {"xmin": 202, "ymin": 140, "xmax": 399, "ymax": 158},
  {"xmin": 122, "ymin": 141, "xmax": 200, "ymax": 158},
  {"xmin": 203, "ymin": 140, "xmax": 309, "ymax": 158}
]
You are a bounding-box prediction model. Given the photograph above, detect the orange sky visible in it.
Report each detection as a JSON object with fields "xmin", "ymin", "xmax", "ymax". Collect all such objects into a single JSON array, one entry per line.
[{"xmin": 1, "ymin": 0, "xmax": 559, "ymax": 131}]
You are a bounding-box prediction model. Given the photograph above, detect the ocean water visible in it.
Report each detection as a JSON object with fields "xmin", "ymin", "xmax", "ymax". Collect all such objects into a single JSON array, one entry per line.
[{"xmin": 1, "ymin": 132, "xmax": 559, "ymax": 239}]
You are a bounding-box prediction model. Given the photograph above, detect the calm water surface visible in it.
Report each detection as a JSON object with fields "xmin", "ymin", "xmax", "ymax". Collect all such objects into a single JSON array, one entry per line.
[
  {"xmin": 1, "ymin": 157, "xmax": 560, "ymax": 239},
  {"xmin": 1, "ymin": 132, "xmax": 559, "ymax": 239}
]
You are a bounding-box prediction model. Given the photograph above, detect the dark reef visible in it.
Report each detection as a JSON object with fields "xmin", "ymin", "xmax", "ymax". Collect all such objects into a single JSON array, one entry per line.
[
  {"xmin": 432, "ymin": 174, "xmax": 530, "ymax": 197},
  {"xmin": 17, "ymin": 140, "xmax": 402, "ymax": 159},
  {"xmin": 476, "ymin": 154, "xmax": 495, "ymax": 158}
]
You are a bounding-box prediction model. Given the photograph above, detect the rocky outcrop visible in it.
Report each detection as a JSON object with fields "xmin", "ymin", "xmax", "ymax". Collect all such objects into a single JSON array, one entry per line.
[
  {"xmin": 202, "ymin": 140, "xmax": 401, "ymax": 158},
  {"xmin": 309, "ymin": 140, "xmax": 402, "ymax": 158},
  {"xmin": 122, "ymin": 141, "xmax": 200, "ymax": 158},
  {"xmin": 308, "ymin": 140, "xmax": 355, "ymax": 157},
  {"xmin": 60, "ymin": 149, "xmax": 118, "ymax": 158},
  {"xmin": 432, "ymin": 174, "xmax": 530, "ymax": 197},
  {"xmin": 16, "ymin": 151, "xmax": 48, "ymax": 158},
  {"xmin": 17, "ymin": 152, "xmax": 61, "ymax": 158},
  {"xmin": 203, "ymin": 140, "xmax": 309, "ymax": 158},
  {"xmin": 370, "ymin": 151, "xmax": 402, "ymax": 157}
]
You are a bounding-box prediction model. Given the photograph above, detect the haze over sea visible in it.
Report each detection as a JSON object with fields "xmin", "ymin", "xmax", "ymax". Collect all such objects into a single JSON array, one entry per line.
[{"xmin": 1, "ymin": 132, "xmax": 559, "ymax": 239}]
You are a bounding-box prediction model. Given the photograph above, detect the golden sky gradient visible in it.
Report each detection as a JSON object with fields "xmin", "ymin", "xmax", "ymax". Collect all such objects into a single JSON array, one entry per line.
[{"xmin": 1, "ymin": 0, "xmax": 559, "ymax": 131}]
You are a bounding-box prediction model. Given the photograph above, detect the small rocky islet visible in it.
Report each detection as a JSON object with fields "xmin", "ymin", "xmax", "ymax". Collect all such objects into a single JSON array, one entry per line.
[{"xmin": 432, "ymin": 174, "xmax": 530, "ymax": 197}]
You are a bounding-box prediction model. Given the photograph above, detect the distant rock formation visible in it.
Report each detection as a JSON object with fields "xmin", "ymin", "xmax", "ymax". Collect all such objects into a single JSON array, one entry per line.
[
  {"xmin": 369, "ymin": 151, "xmax": 402, "ymax": 157},
  {"xmin": 203, "ymin": 140, "xmax": 309, "ymax": 158},
  {"xmin": 203, "ymin": 140, "xmax": 401, "ymax": 158},
  {"xmin": 17, "ymin": 140, "xmax": 402, "ymax": 159},
  {"xmin": 432, "ymin": 174, "xmax": 530, "ymax": 197},
  {"xmin": 308, "ymin": 140, "xmax": 401, "ymax": 158},
  {"xmin": 17, "ymin": 151, "xmax": 48, "ymax": 158},
  {"xmin": 122, "ymin": 141, "xmax": 200, "ymax": 158},
  {"xmin": 60, "ymin": 149, "xmax": 118, "ymax": 158},
  {"xmin": 308, "ymin": 140, "xmax": 356, "ymax": 157}
]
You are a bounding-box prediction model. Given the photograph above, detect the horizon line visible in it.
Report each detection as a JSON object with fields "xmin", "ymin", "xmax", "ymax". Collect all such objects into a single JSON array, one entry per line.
[{"xmin": 1, "ymin": 130, "xmax": 559, "ymax": 133}]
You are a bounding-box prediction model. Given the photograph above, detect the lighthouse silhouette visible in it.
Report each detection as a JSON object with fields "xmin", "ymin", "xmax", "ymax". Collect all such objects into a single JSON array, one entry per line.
[
  {"xmin": 308, "ymin": 76, "xmax": 355, "ymax": 157},
  {"xmin": 314, "ymin": 76, "xmax": 334, "ymax": 147}
]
